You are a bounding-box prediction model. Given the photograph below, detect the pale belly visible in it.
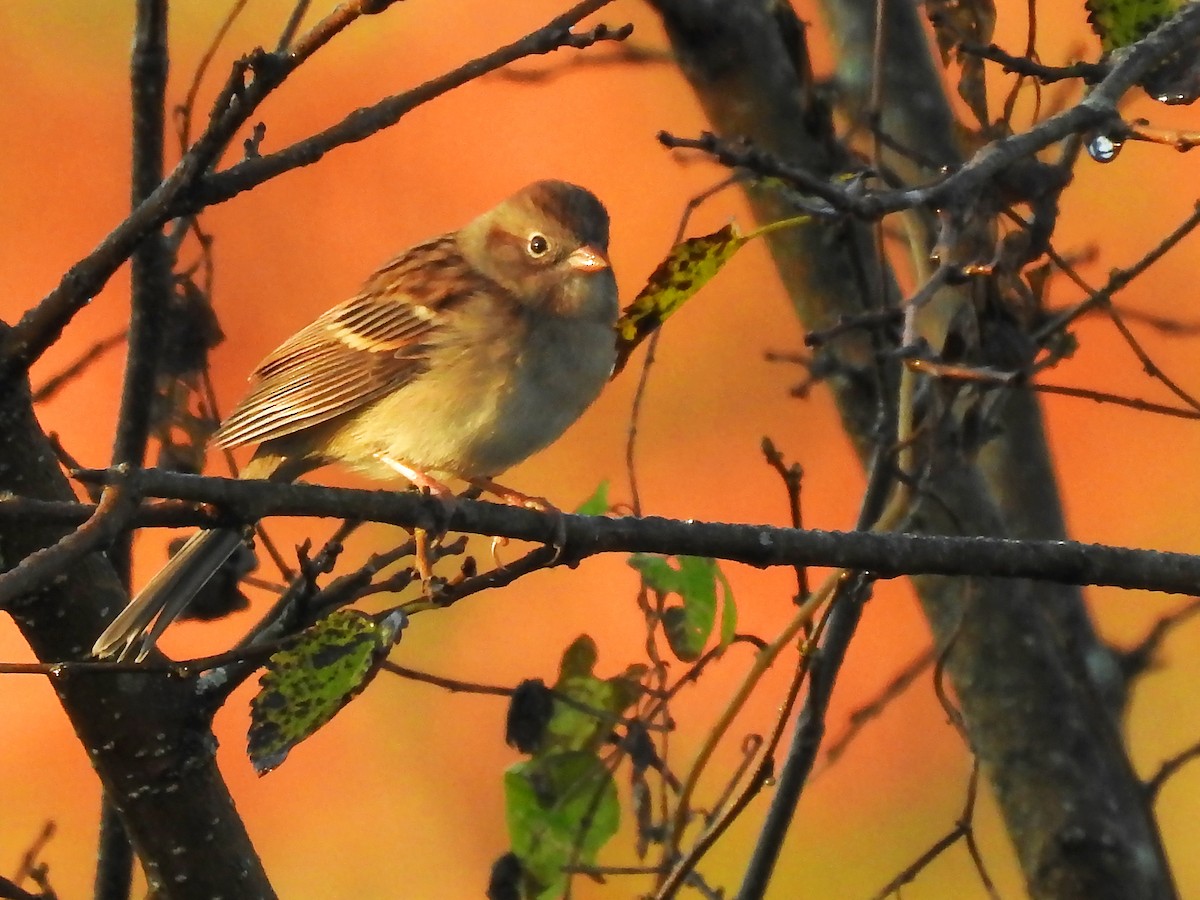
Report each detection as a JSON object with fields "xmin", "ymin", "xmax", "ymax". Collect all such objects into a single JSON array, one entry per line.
[{"xmin": 321, "ymin": 316, "xmax": 615, "ymax": 481}]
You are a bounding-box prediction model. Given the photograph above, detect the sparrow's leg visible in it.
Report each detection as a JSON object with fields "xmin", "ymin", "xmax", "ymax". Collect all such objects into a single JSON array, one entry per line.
[
  {"xmin": 375, "ymin": 454, "xmax": 456, "ymax": 584},
  {"xmin": 375, "ymin": 454, "xmax": 453, "ymax": 497}
]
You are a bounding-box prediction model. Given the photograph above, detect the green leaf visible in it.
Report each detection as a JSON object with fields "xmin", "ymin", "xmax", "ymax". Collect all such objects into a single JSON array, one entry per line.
[
  {"xmin": 557, "ymin": 634, "xmax": 599, "ymax": 682},
  {"xmin": 505, "ymin": 753, "xmax": 619, "ymax": 899},
  {"xmin": 574, "ymin": 479, "xmax": 611, "ymax": 516},
  {"xmin": 248, "ymin": 609, "xmax": 405, "ymax": 774},
  {"xmin": 629, "ymin": 555, "xmax": 737, "ymax": 661},
  {"xmin": 715, "ymin": 563, "xmax": 738, "ymax": 649},
  {"xmin": 534, "ymin": 636, "xmax": 645, "ymax": 757},
  {"xmin": 1085, "ymin": 0, "xmax": 1181, "ymax": 51}
]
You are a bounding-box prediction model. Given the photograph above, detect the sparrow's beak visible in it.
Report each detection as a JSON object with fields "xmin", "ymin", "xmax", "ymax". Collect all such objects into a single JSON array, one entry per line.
[{"xmin": 567, "ymin": 244, "xmax": 611, "ymax": 273}]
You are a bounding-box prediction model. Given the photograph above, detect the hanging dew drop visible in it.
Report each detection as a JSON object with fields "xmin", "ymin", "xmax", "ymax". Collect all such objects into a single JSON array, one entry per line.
[{"xmin": 1086, "ymin": 132, "xmax": 1123, "ymax": 163}]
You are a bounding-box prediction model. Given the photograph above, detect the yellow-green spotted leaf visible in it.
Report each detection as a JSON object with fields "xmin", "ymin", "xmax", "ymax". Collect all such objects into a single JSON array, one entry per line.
[
  {"xmin": 629, "ymin": 555, "xmax": 737, "ymax": 662},
  {"xmin": 1086, "ymin": 0, "xmax": 1181, "ymax": 51},
  {"xmin": 612, "ymin": 223, "xmax": 747, "ymax": 373},
  {"xmin": 612, "ymin": 215, "xmax": 811, "ymax": 374},
  {"xmin": 504, "ymin": 753, "xmax": 619, "ymax": 899},
  {"xmin": 248, "ymin": 609, "xmax": 405, "ymax": 774}
]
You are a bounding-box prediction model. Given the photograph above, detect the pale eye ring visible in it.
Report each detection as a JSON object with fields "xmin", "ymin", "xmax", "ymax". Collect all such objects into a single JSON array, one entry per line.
[{"xmin": 527, "ymin": 233, "xmax": 550, "ymax": 257}]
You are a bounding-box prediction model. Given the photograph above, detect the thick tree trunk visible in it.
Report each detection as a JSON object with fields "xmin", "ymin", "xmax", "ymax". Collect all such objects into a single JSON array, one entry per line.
[
  {"xmin": 0, "ymin": 374, "xmax": 276, "ymax": 899},
  {"xmin": 647, "ymin": 2, "xmax": 1175, "ymax": 897}
]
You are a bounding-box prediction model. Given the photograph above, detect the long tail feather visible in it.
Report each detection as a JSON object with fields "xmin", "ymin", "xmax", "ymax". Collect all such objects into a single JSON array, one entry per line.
[{"xmin": 92, "ymin": 527, "xmax": 248, "ymax": 661}]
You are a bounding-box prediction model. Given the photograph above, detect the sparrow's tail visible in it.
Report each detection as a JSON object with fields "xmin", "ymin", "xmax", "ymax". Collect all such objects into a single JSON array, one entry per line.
[
  {"xmin": 91, "ymin": 526, "xmax": 249, "ymax": 661},
  {"xmin": 90, "ymin": 450, "xmax": 298, "ymax": 662}
]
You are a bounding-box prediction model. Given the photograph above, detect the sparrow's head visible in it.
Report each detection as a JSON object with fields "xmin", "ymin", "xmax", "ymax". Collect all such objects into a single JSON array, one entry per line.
[{"xmin": 459, "ymin": 180, "xmax": 616, "ymax": 320}]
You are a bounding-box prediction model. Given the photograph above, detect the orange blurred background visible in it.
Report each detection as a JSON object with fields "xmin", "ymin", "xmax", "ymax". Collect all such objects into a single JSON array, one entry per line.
[{"xmin": 2, "ymin": 1, "xmax": 1199, "ymax": 897}]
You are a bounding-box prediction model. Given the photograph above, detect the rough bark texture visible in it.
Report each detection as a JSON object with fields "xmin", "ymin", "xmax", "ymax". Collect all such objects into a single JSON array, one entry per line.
[
  {"xmin": 647, "ymin": 1, "xmax": 1175, "ymax": 897},
  {"xmin": 0, "ymin": 375, "xmax": 276, "ymax": 899}
]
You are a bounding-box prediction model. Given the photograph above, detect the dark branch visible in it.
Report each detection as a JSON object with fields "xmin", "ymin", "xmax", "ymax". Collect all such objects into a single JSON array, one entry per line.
[
  {"xmin": 55, "ymin": 466, "xmax": 1200, "ymax": 598},
  {"xmin": 958, "ymin": 41, "xmax": 1105, "ymax": 84}
]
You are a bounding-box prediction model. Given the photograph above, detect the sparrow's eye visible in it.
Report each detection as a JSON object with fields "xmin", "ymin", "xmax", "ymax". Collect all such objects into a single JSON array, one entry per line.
[{"xmin": 527, "ymin": 233, "xmax": 550, "ymax": 258}]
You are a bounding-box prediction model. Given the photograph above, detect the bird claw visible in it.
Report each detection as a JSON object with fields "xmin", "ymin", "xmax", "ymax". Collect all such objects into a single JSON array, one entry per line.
[{"xmin": 470, "ymin": 477, "xmax": 568, "ymax": 566}]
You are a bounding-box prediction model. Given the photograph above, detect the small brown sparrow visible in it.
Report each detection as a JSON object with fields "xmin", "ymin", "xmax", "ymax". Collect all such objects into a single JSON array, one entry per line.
[{"xmin": 93, "ymin": 180, "xmax": 617, "ymax": 660}]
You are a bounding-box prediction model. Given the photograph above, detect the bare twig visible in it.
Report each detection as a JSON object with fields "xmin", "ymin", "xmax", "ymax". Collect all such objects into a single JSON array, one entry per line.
[
  {"xmin": 908, "ymin": 357, "xmax": 1200, "ymax": 421},
  {"xmin": 176, "ymin": 0, "xmax": 251, "ymax": 150},
  {"xmin": 821, "ymin": 644, "xmax": 936, "ymax": 769},
  {"xmin": 31, "ymin": 331, "xmax": 127, "ymax": 403},
  {"xmin": 1124, "ymin": 119, "xmax": 1200, "ymax": 152},
  {"xmin": 11, "ymin": 821, "xmax": 56, "ymax": 900},
  {"xmin": 761, "ymin": 438, "xmax": 809, "ymax": 601},
  {"xmin": 112, "ymin": 0, "xmax": 174, "ymax": 490},
  {"xmin": 1119, "ymin": 598, "xmax": 1200, "ymax": 680},
  {"xmin": 498, "ymin": 43, "xmax": 669, "ymax": 81},
  {"xmin": 1146, "ymin": 738, "xmax": 1200, "ymax": 800},
  {"xmin": 871, "ymin": 761, "xmax": 998, "ymax": 899},
  {"xmin": 1038, "ymin": 232, "xmax": 1200, "ymax": 413},
  {"xmin": 1032, "ymin": 201, "xmax": 1200, "ymax": 342},
  {"xmin": 380, "ymin": 661, "xmax": 513, "ymax": 696},
  {"xmin": 624, "ymin": 176, "xmax": 736, "ymax": 516},
  {"xmin": 276, "ymin": 0, "xmax": 312, "ymax": 53},
  {"xmin": 0, "ymin": 480, "xmax": 140, "ymax": 612},
  {"xmin": 958, "ymin": 40, "xmax": 1104, "ymax": 84}
]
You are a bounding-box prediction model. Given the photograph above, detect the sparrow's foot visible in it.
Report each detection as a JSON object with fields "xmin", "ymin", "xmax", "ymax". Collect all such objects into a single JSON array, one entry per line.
[
  {"xmin": 467, "ymin": 476, "xmax": 553, "ymax": 512},
  {"xmin": 469, "ymin": 476, "xmax": 568, "ymax": 564}
]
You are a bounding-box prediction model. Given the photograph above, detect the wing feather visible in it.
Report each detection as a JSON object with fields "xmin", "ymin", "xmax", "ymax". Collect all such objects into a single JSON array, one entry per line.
[{"xmin": 213, "ymin": 235, "xmax": 488, "ymax": 449}]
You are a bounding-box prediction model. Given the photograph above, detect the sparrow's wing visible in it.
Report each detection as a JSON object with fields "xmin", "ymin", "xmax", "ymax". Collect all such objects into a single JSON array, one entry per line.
[{"xmin": 213, "ymin": 235, "xmax": 489, "ymax": 449}]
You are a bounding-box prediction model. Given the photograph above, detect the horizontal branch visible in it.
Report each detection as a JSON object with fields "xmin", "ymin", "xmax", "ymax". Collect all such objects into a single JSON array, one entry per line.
[{"xmin": 64, "ymin": 466, "xmax": 1200, "ymax": 598}]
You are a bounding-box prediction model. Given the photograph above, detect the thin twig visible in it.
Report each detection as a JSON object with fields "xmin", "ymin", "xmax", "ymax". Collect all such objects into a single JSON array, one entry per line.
[
  {"xmin": 1033, "ymin": 200, "xmax": 1200, "ymax": 342},
  {"xmin": 1119, "ymin": 598, "xmax": 1200, "ymax": 680},
  {"xmin": 908, "ymin": 357, "xmax": 1200, "ymax": 421},
  {"xmin": 820, "ymin": 644, "xmax": 935, "ymax": 769},
  {"xmin": 0, "ymin": 480, "xmax": 140, "ymax": 612},
  {"xmin": 380, "ymin": 660, "xmax": 513, "ymax": 696},
  {"xmin": 176, "ymin": 0, "xmax": 251, "ymax": 150},
  {"xmin": 1146, "ymin": 738, "xmax": 1200, "ymax": 799},
  {"xmin": 497, "ymin": 43, "xmax": 669, "ymax": 81},
  {"xmin": 871, "ymin": 761, "xmax": 998, "ymax": 899},
  {"xmin": 656, "ymin": 2, "xmax": 1200, "ymax": 224},
  {"xmin": 31, "ymin": 331, "xmax": 127, "ymax": 403},
  {"xmin": 1123, "ymin": 119, "xmax": 1200, "ymax": 151},
  {"xmin": 958, "ymin": 40, "xmax": 1103, "ymax": 84},
  {"xmin": 761, "ymin": 438, "xmax": 809, "ymax": 601},
  {"xmin": 276, "ymin": 0, "xmax": 312, "ymax": 53},
  {"xmin": 624, "ymin": 176, "xmax": 736, "ymax": 516}
]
